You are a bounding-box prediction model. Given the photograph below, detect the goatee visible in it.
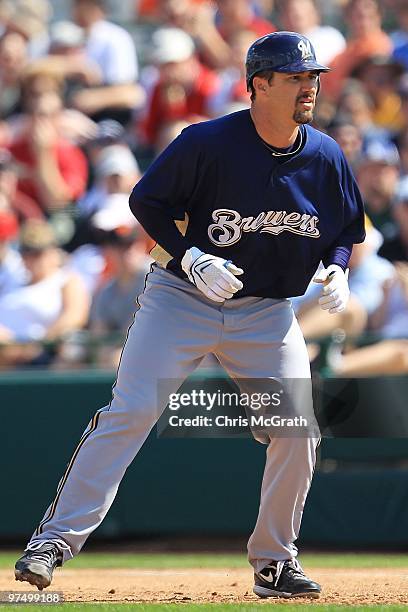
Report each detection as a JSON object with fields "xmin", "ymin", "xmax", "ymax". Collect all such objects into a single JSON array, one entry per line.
[{"xmin": 293, "ymin": 110, "xmax": 314, "ymax": 124}]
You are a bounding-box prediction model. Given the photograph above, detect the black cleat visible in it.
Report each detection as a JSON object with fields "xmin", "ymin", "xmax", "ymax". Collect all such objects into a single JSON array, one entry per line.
[
  {"xmin": 253, "ymin": 558, "xmax": 321, "ymax": 599},
  {"xmin": 15, "ymin": 543, "xmax": 63, "ymax": 590}
]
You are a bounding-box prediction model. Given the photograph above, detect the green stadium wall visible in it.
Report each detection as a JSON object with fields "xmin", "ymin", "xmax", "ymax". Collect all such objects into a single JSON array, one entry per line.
[{"xmin": 1, "ymin": 371, "xmax": 408, "ymax": 547}]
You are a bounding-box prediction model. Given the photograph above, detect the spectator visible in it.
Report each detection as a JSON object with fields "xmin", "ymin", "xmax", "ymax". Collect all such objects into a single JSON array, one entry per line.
[
  {"xmin": 72, "ymin": 0, "xmax": 136, "ymax": 82},
  {"xmin": 208, "ymin": 29, "xmax": 254, "ymax": 116},
  {"xmin": 155, "ymin": 119, "xmax": 191, "ymax": 154},
  {"xmin": 6, "ymin": 65, "xmax": 97, "ymax": 145},
  {"xmin": 324, "ymin": 0, "xmax": 392, "ymax": 101},
  {"xmin": 356, "ymin": 139, "xmax": 400, "ymax": 240},
  {"xmin": 150, "ymin": 0, "xmax": 225, "ymax": 70},
  {"xmin": 86, "ymin": 118, "xmax": 125, "ymax": 153},
  {"xmin": 95, "ymin": 145, "xmax": 141, "ymax": 203},
  {"xmin": 0, "ymin": 209, "xmax": 26, "ymax": 297},
  {"xmin": 149, "ymin": 1, "xmax": 272, "ymax": 73},
  {"xmin": 352, "ymin": 55, "xmax": 405, "ymax": 132},
  {"xmin": 337, "ymin": 81, "xmax": 392, "ymax": 144},
  {"xmin": 328, "ymin": 119, "xmax": 364, "ymax": 169},
  {"xmin": 397, "ymin": 74, "xmax": 408, "ymax": 133},
  {"xmin": 397, "ymin": 125, "xmax": 408, "ymax": 176},
  {"xmin": 391, "ymin": 0, "xmax": 408, "ymax": 70},
  {"xmin": 337, "ymin": 83, "xmax": 375, "ymax": 133},
  {"xmin": 141, "ymin": 27, "xmax": 219, "ymax": 147},
  {"xmin": 0, "ymin": 0, "xmax": 407, "ymax": 373},
  {"xmin": 30, "ymin": 20, "xmax": 103, "ymax": 101},
  {"xmin": 215, "ymin": 0, "xmax": 275, "ymax": 41},
  {"xmin": 0, "ymin": 1, "xmax": 13, "ymax": 38},
  {"xmin": 80, "ymin": 118, "xmax": 125, "ymax": 180},
  {"xmin": 90, "ymin": 207, "xmax": 151, "ymax": 368},
  {"xmin": 294, "ymin": 221, "xmax": 394, "ymax": 342},
  {"xmin": 70, "ymin": 191, "xmax": 145, "ymax": 297},
  {"xmin": 0, "ymin": 31, "xmax": 28, "ymax": 120},
  {"xmin": 379, "ymin": 175, "xmax": 408, "ymax": 262},
  {"xmin": 139, "ymin": 0, "xmax": 211, "ymax": 21},
  {"xmin": 5, "ymin": 67, "xmax": 63, "ymax": 140},
  {"xmin": 277, "ymin": 0, "xmax": 346, "ymax": 65},
  {"xmin": 374, "ymin": 262, "xmax": 408, "ymax": 341},
  {"xmin": 6, "ymin": 0, "xmax": 51, "ymax": 59},
  {"xmin": 157, "ymin": 0, "xmax": 208, "ymax": 27},
  {"xmin": 49, "ymin": 20, "xmax": 85, "ymax": 55},
  {"xmin": 253, "ymin": 0, "xmax": 275, "ymax": 18},
  {"xmin": 8, "ymin": 82, "xmax": 88, "ymax": 213},
  {"xmin": 67, "ymin": 146, "xmax": 142, "ymax": 287},
  {"xmin": 144, "ymin": 1, "xmax": 268, "ymax": 76},
  {"xmin": 153, "ymin": 0, "xmax": 254, "ymax": 71},
  {"xmin": 0, "ymin": 219, "xmax": 89, "ymax": 366},
  {"xmin": 328, "ymin": 262, "xmax": 408, "ymax": 376},
  {"xmin": 0, "ymin": 149, "xmax": 43, "ymax": 221},
  {"xmin": 78, "ymin": 143, "xmax": 141, "ymax": 217},
  {"xmin": 70, "ymin": 0, "xmax": 145, "ymax": 124},
  {"xmin": 89, "ymin": 220, "xmax": 151, "ymax": 367}
]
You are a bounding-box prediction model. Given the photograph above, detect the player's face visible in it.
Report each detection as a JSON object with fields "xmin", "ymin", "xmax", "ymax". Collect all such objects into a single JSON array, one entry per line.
[{"xmin": 263, "ymin": 71, "xmax": 319, "ymax": 125}]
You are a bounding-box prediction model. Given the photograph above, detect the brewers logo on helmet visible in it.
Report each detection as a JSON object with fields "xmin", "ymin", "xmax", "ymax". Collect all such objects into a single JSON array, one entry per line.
[{"xmin": 246, "ymin": 31, "xmax": 330, "ymax": 90}]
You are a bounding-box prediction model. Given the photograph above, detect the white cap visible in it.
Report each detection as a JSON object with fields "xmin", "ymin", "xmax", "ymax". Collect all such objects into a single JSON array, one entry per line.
[
  {"xmin": 150, "ymin": 27, "xmax": 195, "ymax": 65},
  {"xmin": 96, "ymin": 145, "xmax": 140, "ymax": 178},
  {"xmin": 50, "ymin": 21, "xmax": 84, "ymax": 49},
  {"xmin": 92, "ymin": 193, "xmax": 138, "ymax": 231}
]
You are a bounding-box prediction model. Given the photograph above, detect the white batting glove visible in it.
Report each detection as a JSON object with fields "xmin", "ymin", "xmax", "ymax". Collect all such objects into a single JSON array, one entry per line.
[
  {"xmin": 313, "ymin": 264, "xmax": 350, "ymax": 314},
  {"xmin": 181, "ymin": 246, "xmax": 244, "ymax": 302}
]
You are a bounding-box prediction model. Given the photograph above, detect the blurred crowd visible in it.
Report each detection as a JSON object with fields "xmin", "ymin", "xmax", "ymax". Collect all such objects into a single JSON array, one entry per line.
[{"xmin": 0, "ymin": 0, "xmax": 408, "ymax": 374}]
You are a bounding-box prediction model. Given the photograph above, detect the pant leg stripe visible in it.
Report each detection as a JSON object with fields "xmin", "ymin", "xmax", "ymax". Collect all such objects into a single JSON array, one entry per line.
[
  {"xmin": 35, "ymin": 409, "xmax": 102, "ymax": 535},
  {"xmin": 35, "ymin": 265, "xmax": 155, "ymax": 537}
]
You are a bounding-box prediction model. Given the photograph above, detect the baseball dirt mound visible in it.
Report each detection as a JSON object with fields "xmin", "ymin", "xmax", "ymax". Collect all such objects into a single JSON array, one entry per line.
[{"xmin": 2, "ymin": 567, "xmax": 407, "ymax": 605}]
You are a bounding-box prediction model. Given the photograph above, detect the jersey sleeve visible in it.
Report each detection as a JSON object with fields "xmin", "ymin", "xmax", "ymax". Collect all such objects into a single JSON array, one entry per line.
[
  {"xmin": 129, "ymin": 126, "xmax": 202, "ymax": 259},
  {"xmin": 322, "ymin": 150, "xmax": 366, "ymax": 269}
]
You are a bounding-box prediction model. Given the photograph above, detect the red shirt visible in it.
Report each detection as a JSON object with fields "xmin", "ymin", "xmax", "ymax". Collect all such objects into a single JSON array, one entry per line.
[
  {"xmin": 143, "ymin": 64, "xmax": 220, "ymax": 146},
  {"xmin": 246, "ymin": 15, "xmax": 276, "ymax": 37},
  {"xmin": 9, "ymin": 137, "xmax": 88, "ymax": 209},
  {"xmin": 324, "ymin": 30, "xmax": 392, "ymax": 101},
  {"xmin": 217, "ymin": 15, "xmax": 276, "ymax": 41},
  {"xmin": 12, "ymin": 190, "xmax": 45, "ymax": 221},
  {"xmin": 138, "ymin": 0, "xmax": 207, "ymax": 18}
]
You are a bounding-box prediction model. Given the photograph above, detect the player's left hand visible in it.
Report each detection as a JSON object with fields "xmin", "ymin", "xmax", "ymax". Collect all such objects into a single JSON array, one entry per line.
[{"xmin": 313, "ymin": 264, "xmax": 350, "ymax": 314}]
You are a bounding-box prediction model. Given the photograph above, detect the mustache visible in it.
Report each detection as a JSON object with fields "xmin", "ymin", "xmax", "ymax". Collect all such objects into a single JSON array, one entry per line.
[{"xmin": 296, "ymin": 95, "xmax": 315, "ymax": 103}]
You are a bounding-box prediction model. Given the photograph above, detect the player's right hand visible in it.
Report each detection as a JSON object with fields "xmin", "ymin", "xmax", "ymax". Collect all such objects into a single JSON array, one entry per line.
[{"xmin": 181, "ymin": 246, "xmax": 244, "ymax": 302}]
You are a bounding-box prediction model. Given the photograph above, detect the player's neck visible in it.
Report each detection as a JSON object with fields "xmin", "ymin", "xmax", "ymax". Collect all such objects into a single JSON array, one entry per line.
[{"xmin": 250, "ymin": 106, "xmax": 299, "ymax": 149}]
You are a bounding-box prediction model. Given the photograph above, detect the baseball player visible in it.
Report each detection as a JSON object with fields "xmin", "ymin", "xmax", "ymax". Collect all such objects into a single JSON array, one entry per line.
[{"xmin": 15, "ymin": 32, "xmax": 365, "ymax": 599}]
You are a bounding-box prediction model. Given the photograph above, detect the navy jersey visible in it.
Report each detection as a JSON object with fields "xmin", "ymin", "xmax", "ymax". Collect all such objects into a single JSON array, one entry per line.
[{"xmin": 130, "ymin": 110, "xmax": 365, "ymax": 298}]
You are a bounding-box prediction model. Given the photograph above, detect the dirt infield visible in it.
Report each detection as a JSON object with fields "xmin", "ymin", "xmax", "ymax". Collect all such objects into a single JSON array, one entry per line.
[{"xmin": 2, "ymin": 567, "xmax": 408, "ymax": 605}]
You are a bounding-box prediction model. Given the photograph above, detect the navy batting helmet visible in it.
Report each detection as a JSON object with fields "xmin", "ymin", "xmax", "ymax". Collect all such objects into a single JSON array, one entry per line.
[{"xmin": 246, "ymin": 31, "xmax": 330, "ymax": 90}]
